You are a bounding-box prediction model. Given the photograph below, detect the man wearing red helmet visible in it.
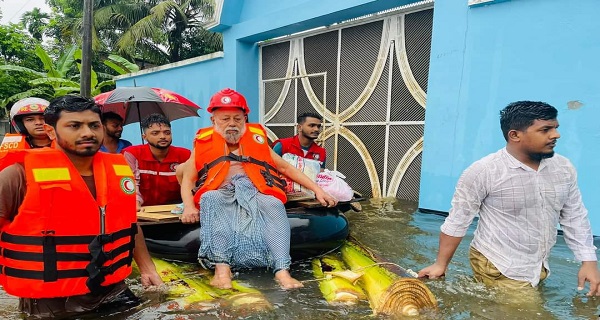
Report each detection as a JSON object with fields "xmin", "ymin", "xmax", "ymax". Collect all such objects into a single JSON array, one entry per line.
[
  {"xmin": 179, "ymin": 88, "xmax": 337, "ymax": 290},
  {"xmin": 1, "ymin": 98, "xmax": 53, "ymax": 153}
]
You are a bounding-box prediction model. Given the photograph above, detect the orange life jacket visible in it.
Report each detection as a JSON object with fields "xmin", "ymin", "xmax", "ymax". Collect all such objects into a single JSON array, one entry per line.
[
  {"xmin": 0, "ymin": 148, "xmax": 138, "ymax": 298},
  {"xmin": 0, "ymin": 133, "xmax": 31, "ymax": 152},
  {"xmin": 0, "ymin": 134, "xmax": 55, "ymax": 168},
  {"xmin": 192, "ymin": 123, "xmax": 287, "ymax": 206}
]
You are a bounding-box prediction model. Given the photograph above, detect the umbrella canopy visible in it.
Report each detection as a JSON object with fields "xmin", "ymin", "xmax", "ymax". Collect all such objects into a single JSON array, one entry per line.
[{"xmin": 94, "ymin": 86, "xmax": 201, "ymax": 125}]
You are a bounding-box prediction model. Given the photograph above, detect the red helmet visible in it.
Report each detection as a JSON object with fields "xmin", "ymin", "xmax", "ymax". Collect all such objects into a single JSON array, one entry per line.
[
  {"xmin": 10, "ymin": 97, "xmax": 50, "ymax": 134},
  {"xmin": 207, "ymin": 88, "xmax": 250, "ymax": 114}
]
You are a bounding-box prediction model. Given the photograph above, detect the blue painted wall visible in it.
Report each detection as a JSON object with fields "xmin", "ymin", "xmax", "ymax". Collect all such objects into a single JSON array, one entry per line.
[
  {"xmin": 117, "ymin": 0, "xmax": 419, "ymax": 147},
  {"xmin": 420, "ymin": 0, "xmax": 600, "ymax": 232}
]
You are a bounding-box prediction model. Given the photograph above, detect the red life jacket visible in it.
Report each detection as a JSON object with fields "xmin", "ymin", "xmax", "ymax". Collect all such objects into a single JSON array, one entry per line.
[
  {"xmin": 123, "ymin": 144, "xmax": 191, "ymax": 206},
  {"xmin": 192, "ymin": 123, "xmax": 287, "ymax": 207},
  {"xmin": 272, "ymin": 135, "xmax": 326, "ymax": 164},
  {"xmin": 0, "ymin": 148, "xmax": 138, "ymax": 298}
]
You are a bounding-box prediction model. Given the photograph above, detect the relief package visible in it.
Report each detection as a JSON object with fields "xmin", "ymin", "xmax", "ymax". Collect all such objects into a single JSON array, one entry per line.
[
  {"xmin": 316, "ymin": 169, "xmax": 353, "ymax": 202},
  {"xmin": 281, "ymin": 153, "xmax": 320, "ymax": 199}
]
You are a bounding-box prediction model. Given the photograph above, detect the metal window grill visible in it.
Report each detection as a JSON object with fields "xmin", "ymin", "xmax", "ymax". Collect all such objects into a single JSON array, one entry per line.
[{"xmin": 260, "ymin": 7, "xmax": 433, "ymax": 200}]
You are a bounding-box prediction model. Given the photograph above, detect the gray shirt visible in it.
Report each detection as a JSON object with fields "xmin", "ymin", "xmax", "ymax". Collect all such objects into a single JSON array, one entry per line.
[{"xmin": 441, "ymin": 148, "xmax": 597, "ymax": 286}]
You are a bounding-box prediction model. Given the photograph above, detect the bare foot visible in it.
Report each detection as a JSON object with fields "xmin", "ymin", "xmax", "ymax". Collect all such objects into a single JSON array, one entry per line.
[
  {"xmin": 210, "ymin": 264, "xmax": 233, "ymax": 289},
  {"xmin": 274, "ymin": 269, "xmax": 303, "ymax": 289}
]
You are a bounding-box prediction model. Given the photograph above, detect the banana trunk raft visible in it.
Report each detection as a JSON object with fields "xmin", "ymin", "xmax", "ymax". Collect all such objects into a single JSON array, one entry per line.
[
  {"xmin": 133, "ymin": 258, "xmax": 272, "ymax": 317},
  {"xmin": 312, "ymin": 240, "xmax": 438, "ymax": 317}
]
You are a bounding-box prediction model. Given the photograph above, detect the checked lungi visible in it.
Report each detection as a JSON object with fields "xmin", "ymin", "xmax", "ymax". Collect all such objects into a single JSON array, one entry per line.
[{"xmin": 198, "ymin": 174, "xmax": 292, "ymax": 272}]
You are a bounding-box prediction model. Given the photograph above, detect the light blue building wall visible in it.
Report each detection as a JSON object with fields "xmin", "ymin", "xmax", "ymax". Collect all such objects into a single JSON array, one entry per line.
[
  {"xmin": 420, "ymin": 0, "xmax": 600, "ymax": 232},
  {"xmin": 117, "ymin": 0, "xmax": 420, "ymax": 146},
  {"xmin": 116, "ymin": 0, "xmax": 600, "ymax": 231}
]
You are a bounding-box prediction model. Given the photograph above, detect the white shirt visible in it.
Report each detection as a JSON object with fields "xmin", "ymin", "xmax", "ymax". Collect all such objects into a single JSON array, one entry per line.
[{"xmin": 441, "ymin": 148, "xmax": 597, "ymax": 286}]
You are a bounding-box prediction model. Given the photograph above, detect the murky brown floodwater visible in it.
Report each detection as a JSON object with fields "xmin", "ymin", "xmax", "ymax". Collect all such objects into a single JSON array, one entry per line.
[{"xmin": 1, "ymin": 198, "xmax": 598, "ymax": 319}]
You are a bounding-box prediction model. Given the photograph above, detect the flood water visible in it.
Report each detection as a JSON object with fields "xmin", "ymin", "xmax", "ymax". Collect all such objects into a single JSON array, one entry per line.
[{"xmin": 0, "ymin": 198, "xmax": 599, "ymax": 319}]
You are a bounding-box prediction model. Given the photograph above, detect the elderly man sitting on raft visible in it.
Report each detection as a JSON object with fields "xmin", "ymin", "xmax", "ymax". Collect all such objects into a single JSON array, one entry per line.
[{"xmin": 180, "ymin": 88, "xmax": 337, "ymax": 290}]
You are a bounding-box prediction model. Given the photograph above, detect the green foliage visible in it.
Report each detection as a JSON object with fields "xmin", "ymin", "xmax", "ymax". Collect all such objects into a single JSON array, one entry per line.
[
  {"xmin": 104, "ymin": 54, "xmax": 140, "ymax": 75},
  {"xmin": 20, "ymin": 7, "xmax": 50, "ymax": 41},
  {"xmin": 0, "ymin": 24, "xmax": 45, "ymax": 118},
  {"xmin": 0, "ymin": 0, "xmax": 223, "ymax": 116},
  {"xmin": 0, "ymin": 24, "xmax": 40, "ymax": 68},
  {"xmin": 47, "ymin": 0, "xmax": 222, "ymax": 66},
  {"xmin": 0, "ymin": 44, "xmax": 137, "ymax": 107}
]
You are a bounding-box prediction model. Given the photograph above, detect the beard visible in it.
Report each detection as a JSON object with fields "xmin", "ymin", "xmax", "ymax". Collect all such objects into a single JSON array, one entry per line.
[
  {"xmin": 148, "ymin": 140, "xmax": 171, "ymax": 150},
  {"xmin": 529, "ymin": 151, "xmax": 555, "ymax": 162},
  {"xmin": 215, "ymin": 125, "xmax": 245, "ymax": 144},
  {"xmin": 300, "ymin": 130, "xmax": 319, "ymax": 141},
  {"xmin": 56, "ymin": 134, "xmax": 100, "ymax": 157},
  {"xmin": 106, "ymin": 130, "xmax": 122, "ymax": 139}
]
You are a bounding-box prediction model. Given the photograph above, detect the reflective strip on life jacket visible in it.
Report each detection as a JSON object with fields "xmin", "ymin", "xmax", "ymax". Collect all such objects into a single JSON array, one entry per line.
[
  {"xmin": 139, "ymin": 169, "xmax": 177, "ymax": 176},
  {"xmin": 32, "ymin": 168, "xmax": 71, "ymax": 182}
]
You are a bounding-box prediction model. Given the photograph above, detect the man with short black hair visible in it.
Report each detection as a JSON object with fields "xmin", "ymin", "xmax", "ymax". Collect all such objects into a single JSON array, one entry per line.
[
  {"xmin": 100, "ymin": 111, "xmax": 132, "ymax": 153},
  {"xmin": 0, "ymin": 95, "xmax": 162, "ymax": 318},
  {"xmin": 272, "ymin": 112, "xmax": 326, "ymax": 169},
  {"xmin": 418, "ymin": 101, "xmax": 600, "ymax": 296},
  {"xmin": 123, "ymin": 113, "xmax": 191, "ymax": 209}
]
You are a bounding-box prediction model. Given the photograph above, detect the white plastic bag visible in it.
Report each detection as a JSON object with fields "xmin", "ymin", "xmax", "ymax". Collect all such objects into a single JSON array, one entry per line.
[
  {"xmin": 316, "ymin": 169, "xmax": 354, "ymax": 202},
  {"xmin": 281, "ymin": 153, "xmax": 320, "ymax": 198}
]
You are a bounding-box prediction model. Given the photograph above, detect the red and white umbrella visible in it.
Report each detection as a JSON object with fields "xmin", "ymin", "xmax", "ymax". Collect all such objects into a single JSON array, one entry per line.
[{"xmin": 94, "ymin": 86, "xmax": 201, "ymax": 125}]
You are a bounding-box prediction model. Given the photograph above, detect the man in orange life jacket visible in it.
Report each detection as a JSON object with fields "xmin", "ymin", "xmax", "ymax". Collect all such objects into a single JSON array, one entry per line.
[
  {"xmin": 0, "ymin": 95, "xmax": 163, "ymax": 318},
  {"xmin": 179, "ymin": 88, "xmax": 337, "ymax": 290},
  {"xmin": 123, "ymin": 113, "xmax": 191, "ymax": 210},
  {"xmin": 272, "ymin": 112, "xmax": 326, "ymax": 169},
  {"xmin": 0, "ymin": 97, "xmax": 53, "ymax": 153}
]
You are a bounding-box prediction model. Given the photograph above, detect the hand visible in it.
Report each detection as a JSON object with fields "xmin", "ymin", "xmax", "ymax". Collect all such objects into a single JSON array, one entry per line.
[
  {"xmin": 315, "ymin": 190, "xmax": 337, "ymax": 208},
  {"xmin": 140, "ymin": 270, "xmax": 165, "ymax": 291},
  {"xmin": 136, "ymin": 201, "xmax": 144, "ymax": 212},
  {"xmin": 181, "ymin": 205, "xmax": 200, "ymax": 224},
  {"xmin": 417, "ymin": 262, "xmax": 447, "ymax": 279},
  {"xmin": 577, "ymin": 261, "xmax": 600, "ymax": 296}
]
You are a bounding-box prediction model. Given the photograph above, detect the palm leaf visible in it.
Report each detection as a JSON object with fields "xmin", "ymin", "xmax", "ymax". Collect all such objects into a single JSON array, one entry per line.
[
  {"xmin": 1, "ymin": 89, "xmax": 46, "ymax": 108},
  {"xmin": 103, "ymin": 60, "xmax": 128, "ymax": 75},
  {"xmin": 96, "ymin": 72, "xmax": 116, "ymax": 79},
  {"xmin": 56, "ymin": 45, "xmax": 79, "ymax": 78},
  {"xmin": 54, "ymin": 87, "xmax": 81, "ymax": 97},
  {"xmin": 106, "ymin": 54, "xmax": 140, "ymax": 74},
  {"xmin": 30, "ymin": 77, "xmax": 80, "ymax": 88},
  {"xmin": 96, "ymin": 79, "xmax": 115, "ymax": 90},
  {"xmin": 91, "ymin": 80, "xmax": 116, "ymax": 96},
  {"xmin": 34, "ymin": 45, "xmax": 60, "ymax": 78},
  {"xmin": 0, "ymin": 65, "xmax": 46, "ymax": 78}
]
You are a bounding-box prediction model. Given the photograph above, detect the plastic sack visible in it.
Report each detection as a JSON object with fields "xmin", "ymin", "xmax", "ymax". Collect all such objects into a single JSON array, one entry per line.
[
  {"xmin": 316, "ymin": 169, "xmax": 353, "ymax": 202},
  {"xmin": 281, "ymin": 153, "xmax": 320, "ymax": 198}
]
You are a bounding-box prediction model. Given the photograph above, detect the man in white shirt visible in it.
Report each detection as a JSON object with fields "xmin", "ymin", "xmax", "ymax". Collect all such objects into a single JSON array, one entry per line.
[{"xmin": 418, "ymin": 101, "xmax": 600, "ymax": 296}]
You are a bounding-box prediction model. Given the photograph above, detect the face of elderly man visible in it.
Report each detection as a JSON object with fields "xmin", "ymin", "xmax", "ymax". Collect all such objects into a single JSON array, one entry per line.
[{"xmin": 211, "ymin": 107, "xmax": 247, "ymax": 144}]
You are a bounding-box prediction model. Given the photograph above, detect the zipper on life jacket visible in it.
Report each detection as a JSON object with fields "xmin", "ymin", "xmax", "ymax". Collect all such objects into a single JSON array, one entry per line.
[{"xmin": 99, "ymin": 206, "xmax": 106, "ymax": 235}]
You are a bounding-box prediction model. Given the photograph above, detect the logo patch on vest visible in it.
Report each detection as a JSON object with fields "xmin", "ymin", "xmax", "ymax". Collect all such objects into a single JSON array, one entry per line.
[
  {"xmin": 253, "ymin": 134, "xmax": 265, "ymax": 144},
  {"xmin": 170, "ymin": 163, "xmax": 180, "ymax": 172},
  {"xmin": 120, "ymin": 177, "xmax": 135, "ymax": 195},
  {"xmin": 313, "ymin": 154, "xmax": 320, "ymax": 160}
]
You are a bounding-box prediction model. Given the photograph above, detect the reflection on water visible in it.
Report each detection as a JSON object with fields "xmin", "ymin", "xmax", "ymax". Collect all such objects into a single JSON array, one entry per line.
[{"xmin": 0, "ymin": 198, "xmax": 598, "ymax": 319}]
